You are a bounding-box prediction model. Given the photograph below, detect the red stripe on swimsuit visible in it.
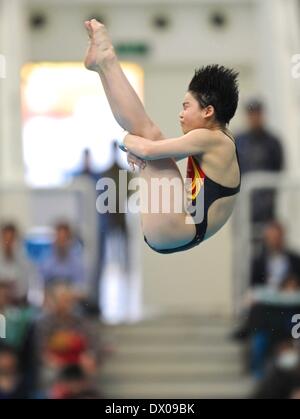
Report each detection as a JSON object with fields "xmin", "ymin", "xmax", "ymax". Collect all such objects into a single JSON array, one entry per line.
[{"xmin": 186, "ymin": 156, "xmax": 205, "ymax": 201}]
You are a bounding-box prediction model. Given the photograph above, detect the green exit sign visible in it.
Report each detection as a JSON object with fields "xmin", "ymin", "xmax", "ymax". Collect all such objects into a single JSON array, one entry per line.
[{"xmin": 115, "ymin": 42, "xmax": 150, "ymax": 57}]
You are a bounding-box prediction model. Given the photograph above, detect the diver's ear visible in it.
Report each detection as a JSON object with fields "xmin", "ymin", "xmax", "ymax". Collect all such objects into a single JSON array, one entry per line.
[{"xmin": 203, "ymin": 105, "xmax": 215, "ymax": 119}]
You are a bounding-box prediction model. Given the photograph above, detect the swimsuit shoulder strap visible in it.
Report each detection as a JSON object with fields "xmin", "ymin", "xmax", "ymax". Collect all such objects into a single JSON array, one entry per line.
[
  {"xmin": 220, "ymin": 127, "xmax": 241, "ymax": 190},
  {"xmin": 220, "ymin": 127, "xmax": 236, "ymax": 145}
]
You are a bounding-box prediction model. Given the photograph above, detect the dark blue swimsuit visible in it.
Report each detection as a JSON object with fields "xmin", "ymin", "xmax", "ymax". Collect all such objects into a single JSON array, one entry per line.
[{"xmin": 144, "ymin": 129, "xmax": 241, "ymax": 254}]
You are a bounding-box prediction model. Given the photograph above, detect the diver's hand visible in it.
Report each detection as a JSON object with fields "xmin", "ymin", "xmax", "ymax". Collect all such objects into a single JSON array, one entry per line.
[{"xmin": 127, "ymin": 151, "xmax": 146, "ymax": 172}]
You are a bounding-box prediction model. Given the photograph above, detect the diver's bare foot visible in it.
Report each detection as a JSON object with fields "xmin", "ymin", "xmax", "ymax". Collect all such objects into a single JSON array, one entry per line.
[{"xmin": 84, "ymin": 19, "xmax": 116, "ymax": 72}]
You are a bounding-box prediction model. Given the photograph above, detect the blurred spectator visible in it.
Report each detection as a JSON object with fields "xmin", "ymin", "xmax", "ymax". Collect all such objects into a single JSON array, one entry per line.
[
  {"xmin": 48, "ymin": 364, "xmax": 99, "ymax": 399},
  {"xmin": 94, "ymin": 141, "xmax": 132, "ymax": 314},
  {"xmin": 0, "ymin": 281, "xmax": 35, "ymax": 349},
  {"xmin": 72, "ymin": 149, "xmax": 101, "ymax": 313},
  {"xmin": 233, "ymin": 272, "xmax": 300, "ymax": 378},
  {"xmin": 236, "ymin": 99, "xmax": 284, "ymax": 224},
  {"xmin": 0, "ymin": 343, "xmax": 23, "ymax": 399},
  {"xmin": 252, "ymin": 340, "xmax": 300, "ymax": 399},
  {"xmin": 73, "ymin": 148, "xmax": 99, "ymax": 182},
  {"xmin": 0, "ymin": 283, "xmax": 37, "ymax": 398},
  {"xmin": 39, "ymin": 222, "xmax": 86, "ymax": 293},
  {"xmin": 37, "ymin": 282, "xmax": 99, "ymax": 377},
  {"xmin": 98, "ymin": 141, "xmax": 130, "ymax": 236},
  {"xmin": 0, "ymin": 223, "xmax": 34, "ymax": 303},
  {"xmin": 71, "ymin": 144, "xmax": 133, "ymax": 317},
  {"xmin": 251, "ymin": 220, "xmax": 300, "ymax": 288}
]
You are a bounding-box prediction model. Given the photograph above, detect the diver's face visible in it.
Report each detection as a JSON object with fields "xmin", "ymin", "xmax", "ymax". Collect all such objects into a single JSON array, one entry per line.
[{"xmin": 179, "ymin": 92, "xmax": 206, "ymax": 134}]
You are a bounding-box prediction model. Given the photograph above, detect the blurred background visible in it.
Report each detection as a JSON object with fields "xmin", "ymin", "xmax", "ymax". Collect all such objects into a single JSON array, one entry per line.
[{"xmin": 0, "ymin": 0, "xmax": 300, "ymax": 399}]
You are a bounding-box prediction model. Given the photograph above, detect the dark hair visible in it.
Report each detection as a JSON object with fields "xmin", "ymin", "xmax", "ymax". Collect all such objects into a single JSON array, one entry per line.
[
  {"xmin": 55, "ymin": 221, "xmax": 72, "ymax": 234},
  {"xmin": 0, "ymin": 223, "xmax": 18, "ymax": 235},
  {"xmin": 188, "ymin": 64, "xmax": 239, "ymax": 125},
  {"xmin": 245, "ymin": 98, "xmax": 264, "ymax": 113}
]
